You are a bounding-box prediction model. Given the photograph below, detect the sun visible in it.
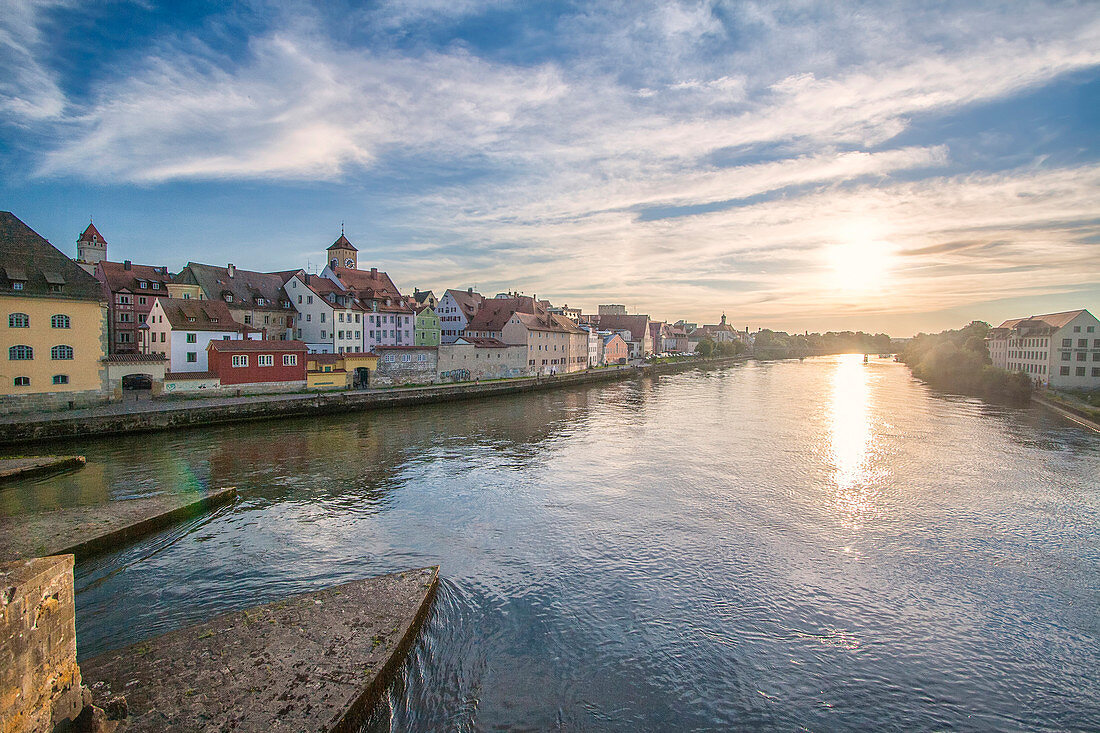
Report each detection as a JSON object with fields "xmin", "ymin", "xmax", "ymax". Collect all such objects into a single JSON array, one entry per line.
[{"xmin": 825, "ymin": 236, "xmax": 896, "ymax": 293}]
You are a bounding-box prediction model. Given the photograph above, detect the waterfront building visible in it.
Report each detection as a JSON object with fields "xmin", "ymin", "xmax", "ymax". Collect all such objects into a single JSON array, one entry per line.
[
  {"xmin": 578, "ymin": 324, "xmax": 600, "ymax": 367},
  {"xmin": 93, "ymin": 259, "xmax": 173, "ymax": 354},
  {"xmin": 144, "ymin": 297, "xmax": 258, "ymax": 373},
  {"xmin": 464, "ymin": 295, "xmax": 549, "ymax": 341},
  {"xmin": 689, "ymin": 314, "xmax": 739, "ymax": 345},
  {"xmin": 1, "ymin": 212, "xmax": 109, "ymax": 411},
  {"xmin": 586, "ymin": 313, "xmax": 653, "ymax": 359},
  {"xmin": 987, "ymin": 309, "xmax": 1100, "ymax": 389},
  {"xmin": 74, "ymin": 221, "xmax": 107, "ymax": 274},
  {"xmin": 285, "ymin": 272, "xmax": 364, "ymax": 354},
  {"xmin": 320, "ymin": 255, "xmax": 414, "ymax": 350},
  {"xmin": 664, "ymin": 324, "xmax": 690, "ymax": 352},
  {"xmin": 207, "ymin": 340, "xmax": 308, "ymax": 390},
  {"xmin": 601, "ymin": 332, "xmax": 630, "ymax": 364},
  {"xmin": 502, "ymin": 310, "xmax": 589, "ymax": 374},
  {"xmin": 414, "ymin": 305, "xmax": 441, "ymax": 347},
  {"xmin": 373, "ymin": 345, "xmax": 437, "ymax": 386},
  {"xmin": 437, "ymin": 337, "xmax": 528, "ymax": 381},
  {"xmin": 436, "ymin": 288, "xmax": 485, "ymax": 343},
  {"xmin": 170, "ymin": 262, "xmax": 297, "ymax": 339},
  {"xmin": 306, "ymin": 351, "xmax": 378, "ymax": 390}
]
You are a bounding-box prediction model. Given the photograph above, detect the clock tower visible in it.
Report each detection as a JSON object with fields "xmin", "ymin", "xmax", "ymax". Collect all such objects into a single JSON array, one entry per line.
[{"xmin": 327, "ymin": 228, "xmax": 358, "ymax": 270}]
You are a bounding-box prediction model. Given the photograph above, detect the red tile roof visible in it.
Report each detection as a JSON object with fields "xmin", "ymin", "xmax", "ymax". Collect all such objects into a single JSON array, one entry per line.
[
  {"xmin": 156, "ymin": 298, "xmax": 252, "ymax": 332},
  {"xmin": 591, "ymin": 314, "xmax": 650, "ymax": 341},
  {"xmin": 453, "ymin": 336, "xmax": 511, "ymax": 347},
  {"xmin": 443, "ymin": 288, "xmax": 485, "ymax": 318},
  {"xmin": 995, "ymin": 310, "xmax": 1087, "ymax": 330},
  {"xmin": 465, "ymin": 296, "xmax": 545, "ymax": 332},
  {"xmin": 327, "ymin": 234, "xmax": 357, "ymax": 251},
  {"xmin": 208, "ymin": 339, "xmax": 308, "ymax": 353},
  {"xmin": 97, "ymin": 260, "xmax": 173, "ymax": 293},
  {"xmin": 78, "ymin": 221, "xmax": 107, "ymax": 244}
]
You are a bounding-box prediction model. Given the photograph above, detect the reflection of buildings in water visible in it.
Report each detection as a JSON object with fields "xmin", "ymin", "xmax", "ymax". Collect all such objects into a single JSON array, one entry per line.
[{"xmin": 0, "ymin": 462, "xmax": 114, "ymax": 515}]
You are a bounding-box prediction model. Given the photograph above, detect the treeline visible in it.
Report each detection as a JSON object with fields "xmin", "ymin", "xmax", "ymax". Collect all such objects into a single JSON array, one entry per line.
[
  {"xmin": 695, "ymin": 339, "xmax": 748, "ymax": 358},
  {"xmin": 898, "ymin": 320, "xmax": 1032, "ymax": 402},
  {"xmin": 752, "ymin": 330, "xmax": 891, "ymax": 358}
]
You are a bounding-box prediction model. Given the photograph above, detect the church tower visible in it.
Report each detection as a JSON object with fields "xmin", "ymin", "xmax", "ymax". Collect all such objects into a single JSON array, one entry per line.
[
  {"xmin": 76, "ymin": 221, "xmax": 107, "ymax": 274},
  {"xmin": 327, "ymin": 228, "xmax": 358, "ymax": 270}
]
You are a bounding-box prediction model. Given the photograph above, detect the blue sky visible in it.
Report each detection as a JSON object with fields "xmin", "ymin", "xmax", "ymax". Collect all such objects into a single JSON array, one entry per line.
[{"xmin": 1, "ymin": 0, "xmax": 1098, "ymax": 335}]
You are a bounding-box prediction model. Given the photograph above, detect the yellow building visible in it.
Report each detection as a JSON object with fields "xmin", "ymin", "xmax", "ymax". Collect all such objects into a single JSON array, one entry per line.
[
  {"xmin": 306, "ymin": 351, "xmax": 378, "ymax": 390},
  {"xmin": 1, "ymin": 212, "xmax": 109, "ymax": 411}
]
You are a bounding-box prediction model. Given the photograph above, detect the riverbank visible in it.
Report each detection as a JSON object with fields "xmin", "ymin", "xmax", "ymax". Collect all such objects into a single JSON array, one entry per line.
[
  {"xmin": 0, "ymin": 455, "xmax": 85, "ymax": 483},
  {"xmin": 0, "ymin": 356, "xmax": 744, "ymax": 446},
  {"xmin": 1032, "ymin": 392, "xmax": 1100, "ymax": 433}
]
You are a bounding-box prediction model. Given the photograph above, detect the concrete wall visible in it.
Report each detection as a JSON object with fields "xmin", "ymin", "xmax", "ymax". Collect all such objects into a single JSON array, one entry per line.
[
  {"xmin": 374, "ymin": 349, "xmax": 437, "ymax": 386},
  {"xmin": 0, "ymin": 555, "xmax": 83, "ymax": 733},
  {"xmin": 437, "ymin": 343, "xmax": 528, "ymax": 381}
]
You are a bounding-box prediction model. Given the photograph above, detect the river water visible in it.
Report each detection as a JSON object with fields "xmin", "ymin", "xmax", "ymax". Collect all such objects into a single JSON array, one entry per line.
[{"xmin": 4, "ymin": 355, "xmax": 1099, "ymax": 731}]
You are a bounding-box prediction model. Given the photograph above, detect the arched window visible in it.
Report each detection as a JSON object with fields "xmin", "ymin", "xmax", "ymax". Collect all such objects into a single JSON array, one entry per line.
[
  {"xmin": 51, "ymin": 314, "xmax": 71, "ymax": 329},
  {"xmin": 8, "ymin": 345, "xmax": 33, "ymax": 360},
  {"xmin": 13, "ymin": 376, "xmax": 29, "ymax": 386},
  {"xmin": 51, "ymin": 345, "xmax": 73, "ymax": 360},
  {"xmin": 8, "ymin": 313, "xmax": 28, "ymax": 328},
  {"xmin": 52, "ymin": 374, "xmax": 69, "ymax": 385}
]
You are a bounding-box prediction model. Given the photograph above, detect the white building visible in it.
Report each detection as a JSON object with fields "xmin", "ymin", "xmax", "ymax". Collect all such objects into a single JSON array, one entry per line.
[
  {"xmin": 436, "ymin": 288, "xmax": 485, "ymax": 343},
  {"xmin": 987, "ymin": 309, "xmax": 1100, "ymax": 389},
  {"xmin": 286, "ymin": 273, "xmax": 365, "ymax": 354},
  {"xmin": 144, "ymin": 298, "xmax": 258, "ymax": 372}
]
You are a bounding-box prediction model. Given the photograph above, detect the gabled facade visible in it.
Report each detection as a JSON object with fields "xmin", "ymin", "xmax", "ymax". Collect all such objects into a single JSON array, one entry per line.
[
  {"xmin": 171, "ymin": 262, "xmax": 296, "ymax": 339},
  {"xmin": 94, "ymin": 259, "xmax": 173, "ymax": 354},
  {"xmin": 463, "ymin": 295, "xmax": 549, "ymax": 341},
  {"xmin": 207, "ymin": 339, "xmax": 308, "ymax": 388},
  {"xmin": 1, "ymin": 212, "xmax": 109, "ymax": 410},
  {"xmin": 987, "ymin": 309, "xmax": 1100, "ymax": 389},
  {"xmin": 75, "ymin": 221, "xmax": 107, "ymax": 274},
  {"xmin": 436, "ymin": 288, "xmax": 485, "ymax": 343},
  {"xmin": 144, "ymin": 297, "xmax": 257, "ymax": 372},
  {"xmin": 587, "ymin": 313, "xmax": 652, "ymax": 359},
  {"xmin": 601, "ymin": 332, "xmax": 629, "ymax": 364},
  {"xmin": 502, "ymin": 311, "xmax": 588, "ymax": 374},
  {"xmin": 320, "ymin": 261, "xmax": 415, "ymax": 349},
  {"xmin": 285, "ymin": 273, "xmax": 365, "ymax": 354},
  {"xmin": 409, "ymin": 288, "xmax": 438, "ymax": 310},
  {"xmin": 414, "ymin": 305, "xmax": 441, "ymax": 347}
]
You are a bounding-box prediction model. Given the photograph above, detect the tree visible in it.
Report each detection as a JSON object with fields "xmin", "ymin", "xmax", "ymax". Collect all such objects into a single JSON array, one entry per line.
[{"xmin": 695, "ymin": 338, "xmax": 716, "ymax": 358}]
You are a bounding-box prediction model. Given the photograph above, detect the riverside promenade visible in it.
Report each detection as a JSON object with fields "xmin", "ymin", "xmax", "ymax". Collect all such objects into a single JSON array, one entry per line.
[{"xmin": 0, "ymin": 357, "xmax": 745, "ymax": 446}]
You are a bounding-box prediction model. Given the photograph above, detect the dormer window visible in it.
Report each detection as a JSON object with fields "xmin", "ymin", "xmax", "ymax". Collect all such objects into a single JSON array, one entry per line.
[
  {"xmin": 152, "ymin": 282, "xmax": 160, "ymax": 290},
  {"xmin": 225, "ymin": 294, "xmax": 234, "ymax": 302},
  {"xmin": 139, "ymin": 281, "xmax": 148, "ymax": 288},
  {"xmin": 187, "ymin": 316, "xmax": 196, "ymax": 322}
]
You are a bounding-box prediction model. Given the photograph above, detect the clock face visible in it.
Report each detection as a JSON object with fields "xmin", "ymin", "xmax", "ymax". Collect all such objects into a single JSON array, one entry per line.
[{"xmin": 345, "ymin": 258, "xmax": 354, "ymax": 268}]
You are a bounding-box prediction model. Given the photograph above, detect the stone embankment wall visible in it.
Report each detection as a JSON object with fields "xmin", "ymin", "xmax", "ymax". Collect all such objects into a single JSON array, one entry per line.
[
  {"xmin": 0, "ymin": 357, "xmax": 746, "ymax": 446},
  {"xmin": 0, "ymin": 555, "xmax": 83, "ymax": 733}
]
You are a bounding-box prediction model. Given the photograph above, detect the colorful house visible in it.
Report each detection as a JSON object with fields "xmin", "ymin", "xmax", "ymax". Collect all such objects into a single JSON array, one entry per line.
[
  {"xmin": 1, "ymin": 212, "xmax": 109, "ymax": 411},
  {"xmin": 306, "ymin": 351, "xmax": 378, "ymax": 390},
  {"xmin": 144, "ymin": 297, "xmax": 258, "ymax": 372},
  {"xmin": 601, "ymin": 332, "xmax": 629, "ymax": 364},
  {"xmin": 207, "ymin": 340, "xmax": 308, "ymax": 390},
  {"xmin": 414, "ymin": 305, "xmax": 441, "ymax": 347},
  {"xmin": 436, "ymin": 288, "xmax": 485, "ymax": 343},
  {"xmin": 286, "ymin": 272, "xmax": 365, "ymax": 354},
  {"xmin": 170, "ymin": 262, "xmax": 297, "ymax": 339},
  {"xmin": 94, "ymin": 258, "xmax": 173, "ymax": 354}
]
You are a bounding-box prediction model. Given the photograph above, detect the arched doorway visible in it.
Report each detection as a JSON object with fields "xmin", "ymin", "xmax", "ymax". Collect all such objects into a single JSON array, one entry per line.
[{"xmin": 122, "ymin": 373, "xmax": 153, "ymax": 400}]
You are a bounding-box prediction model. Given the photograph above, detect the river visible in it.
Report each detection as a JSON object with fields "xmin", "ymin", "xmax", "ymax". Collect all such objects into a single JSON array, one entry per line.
[{"xmin": 5, "ymin": 355, "xmax": 1099, "ymax": 730}]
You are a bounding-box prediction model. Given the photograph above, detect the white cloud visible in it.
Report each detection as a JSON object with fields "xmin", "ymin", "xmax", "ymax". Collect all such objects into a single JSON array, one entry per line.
[{"xmin": 0, "ymin": 0, "xmax": 74, "ymax": 120}]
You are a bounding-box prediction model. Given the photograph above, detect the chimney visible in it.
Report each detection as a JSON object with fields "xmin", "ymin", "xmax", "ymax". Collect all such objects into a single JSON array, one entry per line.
[
  {"xmin": 123, "ymin": 259, "xmax": 131, "ymax": 271},
  {"xmin": 468, "ymin": 287, "xmax": 473, "ymax": 294},
  {"xmin": 414, "ymin": 287, "xmax": 420, "ymax": 295},
  {"xmin": 370, "ymin": 267, "xmax": 377, "ymax": 277},
  {"xmin": 228, "ymin": 263, "xmax": 236, "ymax": 278}
]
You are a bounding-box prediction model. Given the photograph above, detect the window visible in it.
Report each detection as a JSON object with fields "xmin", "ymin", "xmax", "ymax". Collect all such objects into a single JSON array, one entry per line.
[
  {"xmin": 1062, "ymin": 352, "xmax": 1070, "ymax": 361},
  {"xmin": 244, "ymin": 315, "xmax": 252, "ymax": 325},
  {"xmin": 50, "ymin": 345, "xmax": 73, "ymax": 360},
  {"xmin": 232, "ymin": 355, "xmax": 249, "ymax": 367},
  {"xmin": 417, "ymin": 353, "xmax": 426, "ymax": 362},
  {"xmin": 1079, "ymin": 339, "xmax": 1088, "ymax": 348},
  {"xmin": 225, "ymin": 294, "xmax": 234, "ymax": 303},
  {"xmin": 339, "ymin": 313, "xmax": 345, "ymax": 323},
  {"xmin": 306, "ymin": 296, "xmax": 313, "ymax": 305},
  {"xmin": 138, "ymin": 314, "xmax": 147, "ymax": 323},
  {"xmin": 1094, "ymin": 353, "xmax": 1100, "ymax": 362},
  {"xmin": 1076, "ymin": 367, "xmax": 1085, "ymax": 376},
  {"xmin": 187, "ymin": 352, "xmax": 197, "ymax": 362},
  {"xmin": 12, "ymin": 282, "xmax": 23, "ymax": 290},
  {"xmin": 298, "ymin": 295, "xmax": 303, "ymax": 304},
  {"xmin": 152, "ymin": 282, "xmax": 160, "ymax": 290},
  {"xmin": 1062, "ymin": 338, "xmax": 1072, "ymax": 347},
  {"xmin": 1073, "ymin": 326, "xmax": 1080, "ymax": 332},
  {"xmin": 384, "ymin": 353, "xmax": 395, "ymax": 362},
  {"xmin": 1088, "ymin": 326, "xmax": 1095, "ymax": 333},
  {"xmin": 52, "ymin": 374, "xmax": 68, "ymax": 385},
  {"xmin": 283, "ymin": 354, "xmax": 297, "ymax": 366},
  {"xmin": 321, "ymin": 330, "xmax": 327, "ymax": 339},
  {"xmin": 160, "ymin": 333, "xmax": 166, "ymax": 343},
  {"xmin": 118, "ymin": 294, "xmax": 131, "ymax": 304},
  {"xmin": 1077, "ymin": 352, "xmax": 1086, "ymax": 361},
  {"xmin": 139, "ymin": 281, "xmax": 147, "ymax": 289},
  {"xmin": 186, "ymin": 333, "xmax": 197, "ymax": 343},
  {"xmin": 8, "ymin": 313, "xmax": 28, "ymax": 328},
  {"xmin": 1060, "ymin": 366, "xmax": 1070, "ymax": 375},
  {"xmin": 118, "ymin": 333, "xmax": 132, "ymax": 343},
  {"xmin": 138, "ymin": 297, "xmax": 147, "ymax": 305},
  {"xmin": 13, "ymin": 376, "xmax": 29, "ymax": 386},
  {"xmin": 1093, "ymin": 368, "xmax": 1100, "ymax": 377},
  {"xmin": 320, "ymin": 313, "xmax": 326, "ymax": 323},
  {"xmin": 258, "ymin": 354, "xmax": 274, "ymax": 367},
  {"xmin": 402, "ymin": 353, "xmax": 411, "ymax": 362}
]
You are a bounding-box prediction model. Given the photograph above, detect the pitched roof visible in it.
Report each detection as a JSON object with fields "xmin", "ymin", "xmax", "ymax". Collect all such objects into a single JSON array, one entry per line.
[
  {"xmin": 443, "ymin": 288, "xmax": 485, "ymax": 318},
  {"xmin": 996, "ymin": 310, "xmax": 1088, "ymax": 330},
  {"xmin": 97, "ymin": 260, "xmax": 173, "ymax": 293},
  {"xmin": 327, "ymin": 234, "xmax": 357, "ymax": 252},
  {"xmin": 208, "ymin": 339, "xmax": 308, "ymax": 352},
  {"xmin": 453, "ymin": 336, "xmax": 511, "ymax": 348},
  {"xmin": 155, "ymin": 298, "xmax": 251, "ymax": 332},
  {"xmin": 327, "ymin": 267, "xmax": 409, "ymax": 310},
  {"xmin": 411, "ymin": 289, "xmax": 435, "ymax": 305},
  {"xmin": 591, "ymin": 314, "xmax": 650, "ymax": 341},
  {"xmin": 78, "ymin": 221, "xmax": 107, "ymax": 244},
  {"xmin": 466, "ymin": 295, "xmax": 545, "ymax": 331},
  {"xmin": 0, "ymin": 212, "xmax": 107, "ymax": 302},
  {"xmin": 511, "ymin": 311, "xmax": 585, "ymax": 334},
  {"xmin": 177, "ymin": 262, "xmax": 294, "ymax": 312}
]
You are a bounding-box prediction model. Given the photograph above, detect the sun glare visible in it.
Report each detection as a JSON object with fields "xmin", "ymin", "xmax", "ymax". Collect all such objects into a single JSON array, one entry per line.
[{"xmin": 825, "ymin": 226, "xmax": 896, "ymax": 293}]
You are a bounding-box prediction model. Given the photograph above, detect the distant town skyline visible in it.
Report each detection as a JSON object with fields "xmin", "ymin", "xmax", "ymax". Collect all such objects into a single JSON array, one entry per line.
[{"xmin": 1, "ymin": 1, "xmax": 1098, "ymax": 337}]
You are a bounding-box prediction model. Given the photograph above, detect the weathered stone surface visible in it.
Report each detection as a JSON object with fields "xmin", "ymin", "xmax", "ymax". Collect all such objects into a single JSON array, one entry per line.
[
  {"xmin": 83, "ymin": 566, "xmax": 439, "ymax": 733},
  {"xmin": 0, "ymin": 555, "xmax": 83, "ymax": 733},
  {"xmin": 0, "ymin": 456, "xmax": 85, "ymax": 484},
  {"xmin": 0, "ymin": 487, "xmax": 237, "ymax": 563}
]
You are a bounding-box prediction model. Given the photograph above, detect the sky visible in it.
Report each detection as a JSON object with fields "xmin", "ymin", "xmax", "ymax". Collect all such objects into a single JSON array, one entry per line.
[{"xmin": 1, "ymin": 0, "xmax": 1098, "ymax": 336}]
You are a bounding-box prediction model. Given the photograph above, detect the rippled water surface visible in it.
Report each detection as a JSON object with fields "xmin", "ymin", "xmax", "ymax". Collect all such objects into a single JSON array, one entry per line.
[{"xmin": 5, "ymin": 356, "xmax": 1099, "ymax": 730}]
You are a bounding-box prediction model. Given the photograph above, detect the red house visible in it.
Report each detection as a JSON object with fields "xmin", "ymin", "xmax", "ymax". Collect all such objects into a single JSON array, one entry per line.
[{"xmin": 207, "ymin": 340, "xmax": 308, "ymax": 387}]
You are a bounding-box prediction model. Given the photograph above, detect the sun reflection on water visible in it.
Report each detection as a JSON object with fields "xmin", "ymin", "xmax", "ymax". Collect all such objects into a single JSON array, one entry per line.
[{"xmin": 829, "ymin": 354, "xmax": 878, "ymax": 526}]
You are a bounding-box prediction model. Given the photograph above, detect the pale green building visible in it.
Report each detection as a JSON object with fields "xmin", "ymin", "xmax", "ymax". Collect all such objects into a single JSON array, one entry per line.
[{"xmin": 414, "ymin": 306, "xmax": 441, "ymax": 347}]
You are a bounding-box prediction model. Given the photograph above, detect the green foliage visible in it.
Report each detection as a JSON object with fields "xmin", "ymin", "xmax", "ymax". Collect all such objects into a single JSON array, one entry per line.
[
  {"xmin": 715, "ymin": 340, "xmax": 746, "ymax": 357},
  {"xmin": 899, "ymin": 321, "xmax": 1032, "ymax": 403},
  {"xmin": 752, "ymin": 329, "xmax": 891, "ymax": 358},
  {"xmin": 695, "ymin": 338, "xmax": 716, "ymax": 358}
]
